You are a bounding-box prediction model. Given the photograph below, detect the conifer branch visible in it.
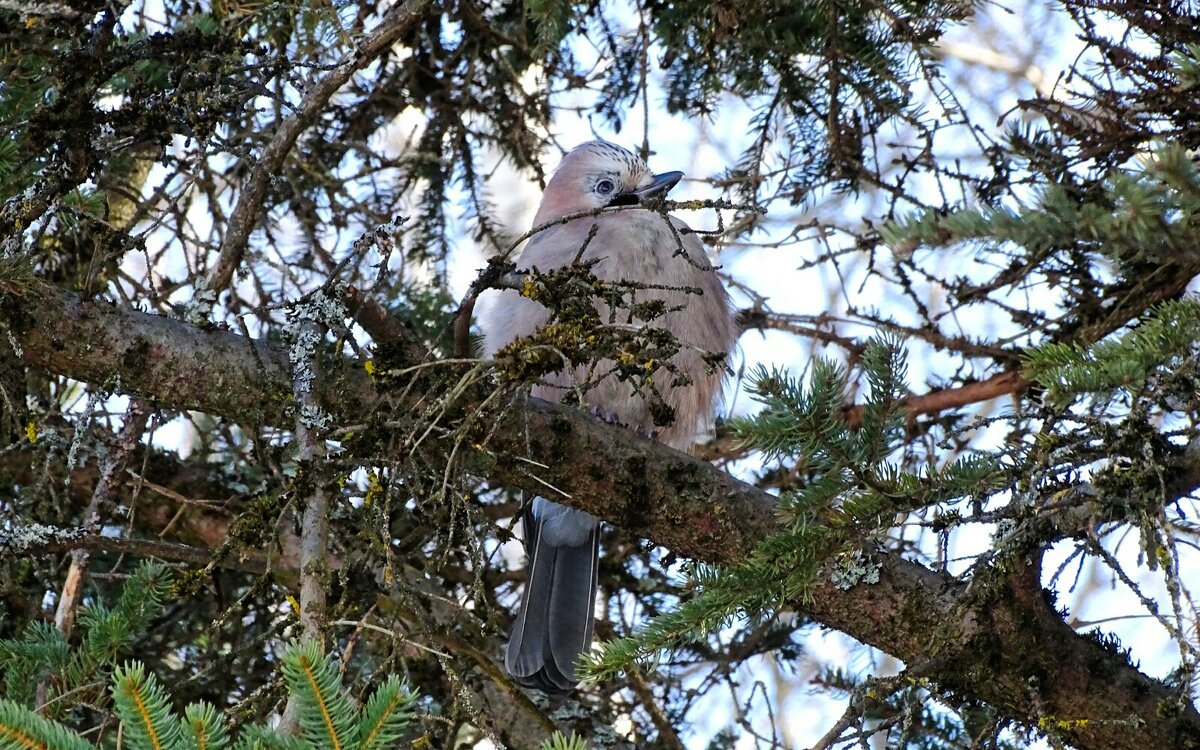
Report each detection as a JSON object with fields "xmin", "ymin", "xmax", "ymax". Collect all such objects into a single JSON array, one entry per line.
[
  {"xmin": 111, "ymin": 663, "xmax": 182, "ymax": 750},
  {"xmin": 0, "ymin": 700, "xmax": 93, "ymax": 750}
]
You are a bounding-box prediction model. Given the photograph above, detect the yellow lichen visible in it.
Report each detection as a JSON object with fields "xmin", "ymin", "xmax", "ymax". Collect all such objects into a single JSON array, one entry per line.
[
  {"xmin": 24, "ymin": 421, "xmax": 36, "ymax": 444},
  {"xmin": 1036, "ymin": 717, "xmax": 1090, "ymax": 731},
  {"xmin": 364, "ymin": 359, "xmax": 377, "ymax": 376},
  {"xmin": 364, "ymin": 471, "xmax": 384, "ymax": 507}
]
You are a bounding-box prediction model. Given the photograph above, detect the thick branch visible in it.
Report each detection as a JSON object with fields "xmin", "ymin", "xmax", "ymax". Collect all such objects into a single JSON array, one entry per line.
[
  {"xmin": 7, "ymin": 287, "xmax": 1199, "ymax": 750},
  {"xmin": 11, "ymin": 287, "xmax": 374, "ymax": 422}
]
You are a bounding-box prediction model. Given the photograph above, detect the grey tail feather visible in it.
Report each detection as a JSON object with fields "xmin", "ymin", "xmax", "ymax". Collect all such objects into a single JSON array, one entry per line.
[{"xmin": 505, "ymin": 513, "xmax": 600, "ymax": 693}]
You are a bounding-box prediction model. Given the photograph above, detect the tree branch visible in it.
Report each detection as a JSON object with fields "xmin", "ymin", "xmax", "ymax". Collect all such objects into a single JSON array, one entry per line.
[
  {"xmin": 7, "ymin": 286, "xmax": 1199, "ymax": 750},
  {"xmin": 205, "ymin": 0, "xmax": 432, "ymax": 294},
  {"xmin": 52, "ymin": 399, "xmax": 152, "ymax": 638}
]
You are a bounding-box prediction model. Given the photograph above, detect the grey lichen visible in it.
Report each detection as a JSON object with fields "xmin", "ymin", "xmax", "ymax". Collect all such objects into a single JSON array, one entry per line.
[
  {"xmin": 182, "ymin": 276, "xmax": 219, "ymax": 327},
  {"xmin": 1, "ymin": 522, "xmax": 83, "ymax": 552},
  {"xmin": 285, "ymin": 285, "xmax": 347, "ymax": 431},
  {"xmin": 288, "ymin": 322, "xmax": 322, "ymax": 395},
  {"xmin": 65, "ymin": 385, "xmax": 107, "ymax": 479},
  {"xmin": 292, "ymin": 285, "xmax": 348, "ymax": 331},
  {"xmin": 286, "ymin": 288, "xmax": 346, "ymax": 381},
  {"xmin": 829, "ymin": 548, "xmax": 882, "ymax": 590},
  {"xmin": 298, "ymin": 402, "xmax": 333, "ymax": 430}
]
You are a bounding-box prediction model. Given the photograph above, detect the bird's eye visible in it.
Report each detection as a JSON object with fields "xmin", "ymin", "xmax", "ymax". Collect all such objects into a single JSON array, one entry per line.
[{"xmin": 595, "ymin": 179, "xmax": 616, "ymax": 196}]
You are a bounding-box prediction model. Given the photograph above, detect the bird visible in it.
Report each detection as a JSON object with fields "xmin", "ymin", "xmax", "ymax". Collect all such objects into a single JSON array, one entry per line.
[{"xmin": 482, "ymin": 140, "xmax": 739, "ymax": 692}]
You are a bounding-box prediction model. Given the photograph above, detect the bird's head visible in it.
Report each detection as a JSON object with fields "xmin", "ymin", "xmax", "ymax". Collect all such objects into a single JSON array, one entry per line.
[{"xmin": 532, "ymin": 140, "xmax": 684, "ymax": 225}]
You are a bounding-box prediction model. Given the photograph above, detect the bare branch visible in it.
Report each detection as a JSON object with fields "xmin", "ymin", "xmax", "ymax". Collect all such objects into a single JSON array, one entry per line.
[
  {"xmin": 52, "ymin": 399, "xmax": 152, "ymax": 639},
  {"xmin": 204, "ymin": 0, "xmax": 433, "ymax": 295}
]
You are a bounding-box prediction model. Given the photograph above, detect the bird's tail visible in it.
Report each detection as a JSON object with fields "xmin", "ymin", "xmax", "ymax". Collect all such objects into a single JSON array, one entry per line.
[{"xmin": 505, "ymin": 511, "xmax": 600, "ymax": 693}]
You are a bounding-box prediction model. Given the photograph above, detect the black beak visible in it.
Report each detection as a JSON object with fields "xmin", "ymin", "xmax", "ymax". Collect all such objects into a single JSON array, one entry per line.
[{"xmin": 611, "ymin": 171, "xmax": 684, "ymax": 206}]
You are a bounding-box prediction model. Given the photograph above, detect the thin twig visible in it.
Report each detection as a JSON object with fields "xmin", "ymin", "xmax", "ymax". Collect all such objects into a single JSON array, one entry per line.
[
  {"xmin": 51, "ymin": 399, "xmax": 151, "ymax": 638},
  {"xmin": 205, "ymin": 0, "xmax": 433, "ymax": 295},
  {"xmin": 3, "ymin": 525, "xmax": 267, "ymax": 573}
]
